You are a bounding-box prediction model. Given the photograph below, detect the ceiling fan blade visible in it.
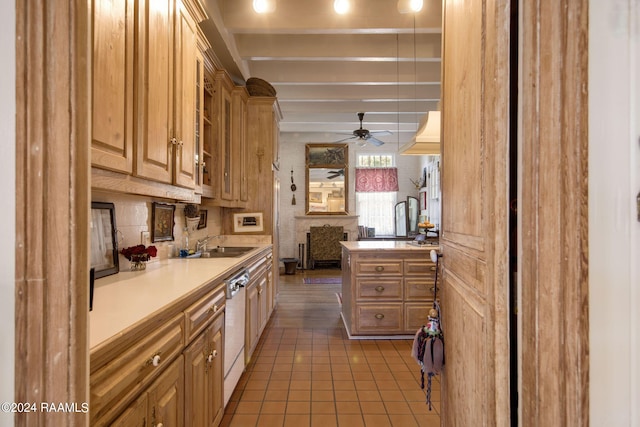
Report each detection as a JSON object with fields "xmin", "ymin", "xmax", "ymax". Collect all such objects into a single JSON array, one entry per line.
[
  {"xmin": 370, "ymin": 130, "xmax": 393, "ymax": 136},
  {"xmin": 335, "ymin": 136, "xmax": 356, "ymax": 143},
  {"xmin": 366, "ymin": 136, "xmax": 386, "ymax": 146}
]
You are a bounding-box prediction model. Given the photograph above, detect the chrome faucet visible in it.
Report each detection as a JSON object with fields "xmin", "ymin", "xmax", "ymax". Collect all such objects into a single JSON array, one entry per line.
[{"xmin": 196, "ymin": 235, "xmax": 222, "ymax": 253}]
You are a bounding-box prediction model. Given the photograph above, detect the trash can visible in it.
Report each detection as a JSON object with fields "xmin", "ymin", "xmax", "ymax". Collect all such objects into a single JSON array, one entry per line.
[{"xmin": 282, "ymin": 258, "xmax": 299, "ymax": 275}]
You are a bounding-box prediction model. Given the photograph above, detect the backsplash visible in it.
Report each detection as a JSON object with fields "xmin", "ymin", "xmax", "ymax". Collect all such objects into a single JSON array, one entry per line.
[{"xmin": 91, "ymin": 191, "xmax": 223, "ymax": 267}]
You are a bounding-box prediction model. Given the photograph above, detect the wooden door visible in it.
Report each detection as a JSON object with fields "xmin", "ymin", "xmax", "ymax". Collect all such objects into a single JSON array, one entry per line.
[
  {"xmin": 174, "ymin": 0, "xmax": 198, "ymax": 188},
  {"xmin": 440, "ymin": 0, "xmax": 511, "ymax": 425},
  {"xmin": 111, "ymin": 393, "xmax": 147, "ymax": 427},
  {"xmin": 135, "ymin": 0, "xmax": 174, "ymax": 184}
]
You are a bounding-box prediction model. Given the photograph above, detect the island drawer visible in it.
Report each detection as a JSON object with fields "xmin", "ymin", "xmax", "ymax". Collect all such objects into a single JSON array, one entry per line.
[
  {"xmin": 356, "ymin": 303, "xmax": 403, "ymax": 333},
  {"xmin": 356, "ymin": 278, "xmax": 403, "ymax": 300},
  {"xmin": 405, "ymin": 278, "xmax": 438, "ymax": 300},
  {"xmin": 184, "ymin": 283, "xmax": 226, "ymax": 344},
  {"xmin": 355, "ymin": 260, "xmax": 403, "ymax": 276}
]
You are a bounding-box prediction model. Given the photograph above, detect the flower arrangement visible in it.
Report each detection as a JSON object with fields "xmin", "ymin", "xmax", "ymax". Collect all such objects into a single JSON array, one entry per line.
[
  {"xmin": 184, "ymin": 203, "xmax": 199, "ymax": 218},
  {"xmin": 120, "ymin": 245, "xmax": 157, "ymax": 270}
]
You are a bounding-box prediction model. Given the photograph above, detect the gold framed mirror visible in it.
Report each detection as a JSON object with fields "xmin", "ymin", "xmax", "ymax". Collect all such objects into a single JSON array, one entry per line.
[{"xmin": 305, "ymin": 144, "xmax": 348, "ymax": 215}]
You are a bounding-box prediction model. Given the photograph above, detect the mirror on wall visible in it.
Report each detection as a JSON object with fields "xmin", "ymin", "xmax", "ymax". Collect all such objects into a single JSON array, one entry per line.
[
  {"xmin": 395, "ymin": 196, "xmax": 420, "ymax": 237},
  {"xmin": 305, "ymin": 144, "xmax": 348, "ymax": 215}
]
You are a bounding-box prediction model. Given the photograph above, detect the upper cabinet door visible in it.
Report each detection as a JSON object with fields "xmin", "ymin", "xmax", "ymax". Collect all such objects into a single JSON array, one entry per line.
[
  {"xmin": 134, "ymin": 0, "xmax": 175, "ymax": 185},
  {"xmin": 91, "ymin": 0, "xmax": 134, "ymax": 174},
  {"xmin": 173, "ymin": 0, "xmax": 199, "ymax": 189}
]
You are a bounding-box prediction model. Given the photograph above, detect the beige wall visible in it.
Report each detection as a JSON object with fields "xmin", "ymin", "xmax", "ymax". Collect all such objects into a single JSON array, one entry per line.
[{"xmin": 0, "ymin": 0, "xmax": 15, "ymax": 422}]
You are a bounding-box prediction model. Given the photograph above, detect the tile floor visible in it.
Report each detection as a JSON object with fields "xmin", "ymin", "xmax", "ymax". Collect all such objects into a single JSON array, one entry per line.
[{"xmin": 220, "ymin": 269, "xmax": 441, "ymax": 427}]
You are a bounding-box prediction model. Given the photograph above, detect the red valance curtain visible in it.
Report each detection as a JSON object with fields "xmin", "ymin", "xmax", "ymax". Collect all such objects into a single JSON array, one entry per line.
[{"xmin": 355, "ymin": 167, "xmax": 399, "ymax": 192}]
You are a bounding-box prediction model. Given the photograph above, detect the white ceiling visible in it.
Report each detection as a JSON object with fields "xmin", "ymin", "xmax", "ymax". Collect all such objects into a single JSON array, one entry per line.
[{"xmin": 200, "ymin": 0, "xmax": 442, "ymax": 148}]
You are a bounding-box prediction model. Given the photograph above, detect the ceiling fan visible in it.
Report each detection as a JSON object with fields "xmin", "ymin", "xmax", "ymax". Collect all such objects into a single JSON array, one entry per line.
[
  {"xmin": 336, "ymin": 112, "xmax": 392, "ymax": 147},
  {"xmin": 326, "ymin": 169, "xmax": 344, "ymax": 180}
]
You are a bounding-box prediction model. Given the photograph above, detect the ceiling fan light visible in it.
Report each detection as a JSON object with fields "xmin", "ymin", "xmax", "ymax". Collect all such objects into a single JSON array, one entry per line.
[
  {"xmin": 334, "ymin": 0, "xmax": 350, "ymax": 15},
  {"xmin": 253, "ymin": 0, "xmax": 276, "ymax": 14},
  {"xmin": 356, "ymin": 139, "xmax": 367, "ymax": 147},
  {"xmin": 397, "ymin": 0, "xmax": 423, "ymax": 13}
]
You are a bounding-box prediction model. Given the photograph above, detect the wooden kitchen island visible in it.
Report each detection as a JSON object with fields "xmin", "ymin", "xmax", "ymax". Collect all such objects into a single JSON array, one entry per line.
[{"xmin": 340, "ymin": 241, "xmax": 439, "ymax": 338}]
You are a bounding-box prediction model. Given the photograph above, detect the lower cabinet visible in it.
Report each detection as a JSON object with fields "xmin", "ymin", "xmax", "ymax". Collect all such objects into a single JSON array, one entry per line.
[
  {"xmin": 111, "ymin": 356, "xmax": 184, "ymax": 427},
  {"xmin": 245, "ymin": 253, "xmax": 274, "ymax": 363},
  {"xmin": 184, "ymin": 312, "xmax": 224, "ymax": 427}
]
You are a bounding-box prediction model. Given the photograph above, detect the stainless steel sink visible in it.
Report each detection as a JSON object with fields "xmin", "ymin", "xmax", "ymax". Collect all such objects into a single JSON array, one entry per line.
[{"xmin": 199, "ymin": 246, "xmax": 256, "ymax": 258}]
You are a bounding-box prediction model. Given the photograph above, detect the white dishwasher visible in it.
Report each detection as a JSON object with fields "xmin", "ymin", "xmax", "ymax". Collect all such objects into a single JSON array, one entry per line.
[{"xmin": 223, "ymin": 268, "xmax": 249, "ymax": 406}]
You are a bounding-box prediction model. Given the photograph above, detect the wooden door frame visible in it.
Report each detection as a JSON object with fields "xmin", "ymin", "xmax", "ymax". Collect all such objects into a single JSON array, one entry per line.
[
  {"xmin": 519, "ymin": 0, "xmax": 589, "ymax": 424},
  {"xmin": 15, "ymin": 1, "xmax": 90, "ymax": 425}
]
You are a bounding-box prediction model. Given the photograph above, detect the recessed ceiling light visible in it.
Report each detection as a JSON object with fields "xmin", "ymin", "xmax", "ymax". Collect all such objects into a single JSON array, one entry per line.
[
  {"xmin": 334, "ymin": 0, "xmax": 350, "ymax": 14},
  {"xmin": 253, "ymin": 0, "xmax": 276, "ymax": 14},
  {"xmin": 397, "ymin": 0, "xmax": 423, "ymax": 13}
]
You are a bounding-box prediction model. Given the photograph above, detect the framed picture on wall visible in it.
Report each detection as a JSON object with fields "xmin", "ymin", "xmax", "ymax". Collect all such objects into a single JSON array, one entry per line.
[
  {"xmin": 151, "ymin": 202, "xmax": 175, "ymax": 242},
  {"xmin": 90, "ymin": 202, "xmax": 119, "ymax": 279},
  {"xmin": 197, "ymin": 210, "xmax": 208, "ymax": 229}
]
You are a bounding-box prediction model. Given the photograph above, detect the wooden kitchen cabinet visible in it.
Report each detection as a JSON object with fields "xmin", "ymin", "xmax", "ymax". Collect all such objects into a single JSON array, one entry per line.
[
  {"xmin": 184, "ymin": 312, "xmax": 224, "ymax": 427},
  {"xmin": 91, "ymin": 0, "xmax": 208, "ymax": 198},
  {"xmin": 111, "ymin": 356, "xmax": 184, "ymax": 427},
  {"xmin": 135, "ymin": 0, "xmax": 202, "ymax": 188},
  {"xmin": 91, "ymin": 0, "xmax": 134, "ymax": 174},
  {"xmin": 341, "ymin": 244, "xmax": 437, "ymax": 336},
  {"xmin": 245, "ymin": 251, "xmax": 274, "ymax": 363}
]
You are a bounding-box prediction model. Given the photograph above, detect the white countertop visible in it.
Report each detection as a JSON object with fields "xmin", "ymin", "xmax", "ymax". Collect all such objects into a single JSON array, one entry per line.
[
  {"xmin": 340, "ymin": 241, "xmax": 439, "ymax": 251},
  {"xmin": 90, "ymin": 244, "xmax": 270, "ymax": 350}
]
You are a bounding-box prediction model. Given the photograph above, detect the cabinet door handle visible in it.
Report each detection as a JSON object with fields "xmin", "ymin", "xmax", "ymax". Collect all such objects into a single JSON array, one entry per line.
[
  {"xmin": 375, "ymin": 286, "xmax": 385, "ymax": 292},
  {"xmin": 430, "ymin": 266, "xmax": 436, "ymax": 271},
  {"xmin": 208, "ymin": 304, "xmax": 219, "ymax": 314},
  {"xmin": 207, "ymin": 350, "xmax": 218, "ymax": 363},
  {"xmin": 430, "ymin": 286, "xmax": 439, "ymax": 293},
  {"xmin": 375, "ymin": 313, "xmax": 385, "ymax": 320},
  {"xmin": 375, "ymin": 266, "xmax": 384, "ymax": 272},
  {"xmin": 146, "ymin": 353, "xmax": 162, "ymax": 367}
]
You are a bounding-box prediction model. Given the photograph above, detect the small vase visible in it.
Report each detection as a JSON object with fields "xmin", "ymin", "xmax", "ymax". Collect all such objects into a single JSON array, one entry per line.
[
  {"xmin": 129, "ymin": 255, "xmax": 148, "ymax": 271},
  {"xmin": 186, "ymin": 217, "xmax": 200, "ymax": 233}
]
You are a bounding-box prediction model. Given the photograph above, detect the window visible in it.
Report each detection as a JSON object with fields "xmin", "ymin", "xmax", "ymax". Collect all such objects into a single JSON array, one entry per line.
[{"xmin": 355, "ymin": 154, "xmax": 397, "ymax": 237}]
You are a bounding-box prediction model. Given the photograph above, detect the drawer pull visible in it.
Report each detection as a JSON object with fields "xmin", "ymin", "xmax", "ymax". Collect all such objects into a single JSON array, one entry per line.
[
  {"xmin": 208, "ymin": 304, "xmax": 219, "ymax": 314},
  {"xmin": 375, "ymin": 313, "xmax": 385, "ymax": 320},
  {"xmin": 375, "ymin": 266, "xmax": 384, "ymax": 272},
  {"xmin": 430, "ymin": 286, "xmax": 439, "ymax": 293},
  {"xmin": 430, "ymin": 266, "xmax": 436, "ymax": 271},
  {"xmin": 146, "ymin": 353, "xmax": 162, "ymax": 367},
  {"xmin": 375, "ymin": 286, "xmax": 385, "ymax": 292}
]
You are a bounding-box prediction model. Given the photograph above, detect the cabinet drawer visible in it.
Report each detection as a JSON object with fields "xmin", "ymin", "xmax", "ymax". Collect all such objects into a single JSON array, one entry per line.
[
  {"xmin": 184, "ymin": 284, "xmax": 226, "ymax": 344},
  {"xmin": 405, "ymin": 278, "xmax": 438, "ymax": 300},
  {"xmin": 355, "ymin": 260, "xmax": 403, "ymax": 275},
  {"xmin": 90, "ymin": 313, "xmax": 184, "ymax": 425},
  {"xmin": 405, "ymin": 303, "xmax": 434, "ymax": 332},
  {"xmin": 356, "ymin": 303, "xmax": 403, "ymax": 333},
  {"xmin": 356, "ymin": 278, "xmax": 402, "ymax": 300},
  {"xmin": 404, "ymin": 259, "xmax": 437, "ymax": 275}
]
